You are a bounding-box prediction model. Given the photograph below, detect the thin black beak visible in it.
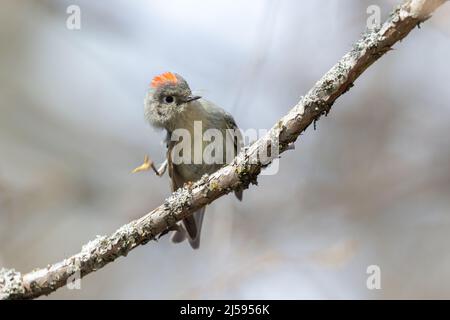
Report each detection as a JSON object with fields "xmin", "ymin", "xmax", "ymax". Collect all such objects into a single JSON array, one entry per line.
[{"xmin": 184, "ymin": 95, "xmax": 201, "ymax": 103}]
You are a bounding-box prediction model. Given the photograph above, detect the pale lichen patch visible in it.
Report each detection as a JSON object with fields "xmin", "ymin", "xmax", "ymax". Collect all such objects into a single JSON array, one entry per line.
[{"xmin": 0, "ymin": 268, "xmax": 24, "ymax": 300}]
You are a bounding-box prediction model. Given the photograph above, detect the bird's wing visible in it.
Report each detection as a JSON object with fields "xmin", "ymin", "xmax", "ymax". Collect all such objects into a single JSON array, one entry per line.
[{"xmin": 222, "ymin": 111, "xmax": 242, "ymax": 155}]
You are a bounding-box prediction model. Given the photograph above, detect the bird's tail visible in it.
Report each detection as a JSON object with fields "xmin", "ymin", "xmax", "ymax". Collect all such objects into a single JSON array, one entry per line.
[
  {"xmin": 171, "ymin": 187, "xmax": 242, "ymax": 249},
  {"xmin": 234, "ymin": 189, "xmax": 243, "ymax": 201},
  {"xmin": 171, "ymin": 207, "xmax": 205, "ymax": 249}
]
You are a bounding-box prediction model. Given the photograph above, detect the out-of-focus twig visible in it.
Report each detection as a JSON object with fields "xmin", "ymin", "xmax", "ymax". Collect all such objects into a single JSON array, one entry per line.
[{"xmin": 0, "ymin": 0, "xmax": 446, "ymax": 300}]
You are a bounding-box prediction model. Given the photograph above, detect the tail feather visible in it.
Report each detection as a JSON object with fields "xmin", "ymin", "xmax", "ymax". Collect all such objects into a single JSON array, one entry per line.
[
  {"xmin": 171, "ymin": 207, "xmax": 205, "ymax": 249},
  {"xmin": 171, "ymin": 187, "xmax": 242, "ymax": 249},
  {"xmin": 171, "ymin": 224, "xmax": 186, "ymax": 243},
  {"xmin": 235, "ymin": 189, "xmax": 243, "ymax": 201},
  {"xmin": 182, "ymin": 215, "xmax": 198, "ymax": 240},
  {"xmin": 187, "ymin": 207, "xmax": 205, "ymax": 249}
]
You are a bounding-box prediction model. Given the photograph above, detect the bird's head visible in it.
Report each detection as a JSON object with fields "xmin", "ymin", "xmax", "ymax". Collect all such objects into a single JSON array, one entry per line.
[{"xmin": 144, "ymin": 72, "xmax": 201, "ymax": 130}]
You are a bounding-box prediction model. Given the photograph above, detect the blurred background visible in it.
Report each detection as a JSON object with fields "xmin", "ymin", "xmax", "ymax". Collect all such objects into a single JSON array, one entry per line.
[{"xmin": 1, "ymin": 0, "xmax": 450, "ymax": 299}]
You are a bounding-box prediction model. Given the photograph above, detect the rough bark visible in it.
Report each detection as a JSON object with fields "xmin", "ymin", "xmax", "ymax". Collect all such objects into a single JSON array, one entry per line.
[{"xmin": 0, "ymin": 0, "xmax": 446, "ymax": 300}]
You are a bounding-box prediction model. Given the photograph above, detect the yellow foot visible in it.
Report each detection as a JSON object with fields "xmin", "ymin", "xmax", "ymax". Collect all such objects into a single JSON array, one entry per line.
[{"xmin": 132, "ymin": 155, "xmax": 154, "ymax": 173}]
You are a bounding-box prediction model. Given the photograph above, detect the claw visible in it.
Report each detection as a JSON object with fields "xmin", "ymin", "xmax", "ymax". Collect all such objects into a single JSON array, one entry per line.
[
  {"xmin": 132, "ymin": 155, "xmax": 153, "ymax": 173},
  {"xmin": 132, "ymin": 155, "xmax": 167, "ymax": 176}
]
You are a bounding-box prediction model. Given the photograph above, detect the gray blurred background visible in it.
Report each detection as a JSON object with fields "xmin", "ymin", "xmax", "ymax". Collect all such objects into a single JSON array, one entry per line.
[{"xmin": 1, "ymin": 0, "xmax": 450, "ymax": 299}]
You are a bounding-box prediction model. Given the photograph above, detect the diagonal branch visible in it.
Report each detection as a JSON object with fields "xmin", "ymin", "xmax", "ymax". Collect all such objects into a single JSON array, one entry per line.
[{"xmin": 0, "ymin": 0, "xmax": 446, "ymax": 300}]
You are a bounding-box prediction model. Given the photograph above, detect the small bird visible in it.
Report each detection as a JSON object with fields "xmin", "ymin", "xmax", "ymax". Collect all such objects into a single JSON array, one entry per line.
[{"xmin": 134, "ymin": 72, "xmax": 243, "ymax": 249}]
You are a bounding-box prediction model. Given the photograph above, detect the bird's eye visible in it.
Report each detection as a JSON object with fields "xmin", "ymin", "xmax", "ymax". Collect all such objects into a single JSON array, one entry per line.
[{"xmin": 164, "ymin": 96, "xmax": 174, "ymax": 103}]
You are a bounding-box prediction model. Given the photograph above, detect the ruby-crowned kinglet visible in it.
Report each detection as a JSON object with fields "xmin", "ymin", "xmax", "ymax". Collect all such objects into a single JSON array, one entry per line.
[{"xmin": 141, "ymin": 72, "xmax": 243, "ymax": 249}]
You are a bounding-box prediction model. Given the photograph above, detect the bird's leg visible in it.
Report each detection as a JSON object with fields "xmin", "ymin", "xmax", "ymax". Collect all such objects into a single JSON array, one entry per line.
[
  {"xmin": 156, "ymin": 160, "xmax": 168, "ymax": 176},
  {"xmin": 132, "ymin": 155, "xmax": 167, "ymax": 177}
]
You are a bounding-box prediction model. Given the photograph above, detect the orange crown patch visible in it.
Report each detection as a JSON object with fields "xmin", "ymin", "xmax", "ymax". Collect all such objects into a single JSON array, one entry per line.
[{"xmin": 151, "ymin": 72, "xmax": 178, "ymax": 88}]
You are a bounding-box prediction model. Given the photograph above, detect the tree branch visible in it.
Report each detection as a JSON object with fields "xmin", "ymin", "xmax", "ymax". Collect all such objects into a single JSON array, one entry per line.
[{"xmin": 0, "ymin": 0, "xmax": 446, "ymax": 300}]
